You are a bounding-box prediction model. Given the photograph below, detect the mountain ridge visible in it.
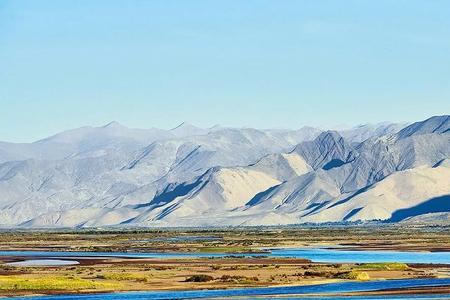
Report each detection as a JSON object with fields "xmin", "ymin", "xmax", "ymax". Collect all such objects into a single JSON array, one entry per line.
[{"xmin": 0, "ymin": 116, "xmax": 449, "ymax": 227}]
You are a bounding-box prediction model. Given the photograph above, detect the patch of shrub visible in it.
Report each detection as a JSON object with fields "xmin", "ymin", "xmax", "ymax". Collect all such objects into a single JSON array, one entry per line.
[
  {"xmin": 357, "ymin": 263, "xmax": 409, "ymax": 271},
  {"xmin": 218, "ymin": 275, "xmax": 258, "ymax": 283},
  {"xmin": 97, "ymin": 273, "xmax": 150, "ymax": 282},
  {"xmin": 185, "ymin": 275, "xmax": 214, "ymax": 282},
  {"xmin": 304, "ymin": 270, "xmax": 334, "ymax": 278},
  {"xmin": 335, "ymin": 271, "xmax": 370, "ymax": 281}
]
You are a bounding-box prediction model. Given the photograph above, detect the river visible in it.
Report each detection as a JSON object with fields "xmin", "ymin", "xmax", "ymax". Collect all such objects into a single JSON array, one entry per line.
[
  {"xmin": 4, "ymin": 278, "xmax": 450, "ymax": 300},
  {"xmin": 1, "ymin": 247, "xmax": 450, "ymax": 299},
  {"xmin": 1, "ymin": 247, "xmax": 450, "ymax": 264}
]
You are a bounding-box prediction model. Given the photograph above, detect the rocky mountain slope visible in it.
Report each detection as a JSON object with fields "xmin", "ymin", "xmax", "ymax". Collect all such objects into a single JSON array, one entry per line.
[{"xmin": 0, "ymin": 116, "xmax": 449, "ymax": 228}]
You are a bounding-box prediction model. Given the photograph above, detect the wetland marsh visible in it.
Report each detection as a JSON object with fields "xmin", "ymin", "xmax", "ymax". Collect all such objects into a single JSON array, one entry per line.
[{"xmin": 0, "ymin": 225, "xmax": 449, "ymax": 298}]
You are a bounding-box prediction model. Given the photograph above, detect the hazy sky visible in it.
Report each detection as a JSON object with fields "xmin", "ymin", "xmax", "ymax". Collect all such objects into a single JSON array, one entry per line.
[{"xmin": 1, "ymin": 0, "xmax": 449, "ymax": 142}]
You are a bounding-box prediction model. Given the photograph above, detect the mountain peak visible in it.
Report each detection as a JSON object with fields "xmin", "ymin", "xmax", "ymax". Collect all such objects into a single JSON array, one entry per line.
[
  {"xmin": 397, "ymin": 115, "xmax": 450, "ymax": 139},
  {"xmin": 170, "ymin": 122, "xmax": 208, "ymax": 137},
  {"xmin": 171, "ymin": 122, "xmax": 195, "ymax": 131},
  {"xmin": 209, "ymin": 124, "xmax": 222, "ymax": 130},
  {"xmin": 315, "ymin": 130, "xmax": 343, "ymax": 143},
  {"xmin": 102, "ymin": 121, "xmax": 126, "ymax": 129}
]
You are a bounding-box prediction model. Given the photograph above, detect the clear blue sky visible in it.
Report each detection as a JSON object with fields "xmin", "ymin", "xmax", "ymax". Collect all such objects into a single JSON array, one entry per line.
[{"xmin": 1, "ymin": 0, "xmax": 449, "ymax": 142}]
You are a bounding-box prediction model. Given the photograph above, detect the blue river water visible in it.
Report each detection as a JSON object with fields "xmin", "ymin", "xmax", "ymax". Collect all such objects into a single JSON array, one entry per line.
[
  {"xmin": 269, "ymin": 248, "xmax": 450, "ymax": 264},
  {"xmin": 1, "ymin": 247, "xmax": 450, "ymax": 264},
  {"xmin": 2, "ymin": 248, "xmax": 450, "ymax": 299},
  {"xmin": 4, "ymin": 278, "xmax": 450, "ymax": 300}
]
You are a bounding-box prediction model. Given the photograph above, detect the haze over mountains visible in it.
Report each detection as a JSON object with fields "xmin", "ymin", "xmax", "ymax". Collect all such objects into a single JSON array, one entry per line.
[{"xmin": 0, "ymin": 116, "xmax": 449, "ymax": 228}]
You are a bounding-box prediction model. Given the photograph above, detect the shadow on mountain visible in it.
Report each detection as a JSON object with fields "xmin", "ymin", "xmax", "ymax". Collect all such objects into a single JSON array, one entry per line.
[
  {"xmin": 322, "ymin": 159, "xmax": 345, "ymax": 170},
  {"xmin": 433, "ymin": 159, "xmax": 446, "ymax": 168},
  {"xmin": 245, "ymin": 184, "xmax": 282, "ymax": 207},
  {"xmin": 343, "ymin": 207, "xmax": 363, "ymax": 221},
  {"xmin": 153, "ymin": 179, "xmax": 204, "ymax": 206},
  {"xmin": 301, "ymin": 200, "xmax": 331, "ymax": 217},
  {"xmin": 135, "ymin": 179, "xmax": 204, "ymax": 209},
  {"xmin": 328, "ymin": 184, "xmax": 374, "ymax": 209},
  {"xmin": 389, "ymin": 195, "xmax": 450, "ymax": 222}
]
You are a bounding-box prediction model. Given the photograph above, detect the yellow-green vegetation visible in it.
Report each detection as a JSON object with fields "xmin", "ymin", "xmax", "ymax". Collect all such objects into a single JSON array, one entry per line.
[
  {"xmin": 0, "ymin": 275, "xmax": 122, "ymax": 291},
  {"xmin": 97, "ymin": 272, "xmax": 150, "ymax": 282},
  {"xmin": 357, "ymin": 263, "xmax": 409, "ymax": 271},
  {"xmin": 338, "ymin": 271, "xmax": 370, "ymax": 281}
]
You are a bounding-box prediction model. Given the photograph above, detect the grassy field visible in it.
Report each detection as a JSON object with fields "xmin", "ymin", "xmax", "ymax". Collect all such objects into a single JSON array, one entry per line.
[
  {"xmin": 1, "ymin": 225, "xmax": 449, "ymax": 253},
  {"xmin": 0, "ymin": 275, "xmax": 122, "ymax": 291},
  {"xmin": 356, "ymin": 262, "xmax": 410, "ymax": 271}
]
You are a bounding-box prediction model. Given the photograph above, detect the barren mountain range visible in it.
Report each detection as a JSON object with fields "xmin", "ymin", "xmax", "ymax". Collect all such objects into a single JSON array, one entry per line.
[{"xmin": 0, "ymin": 115, "xmax": 449, "ymax": 227}]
